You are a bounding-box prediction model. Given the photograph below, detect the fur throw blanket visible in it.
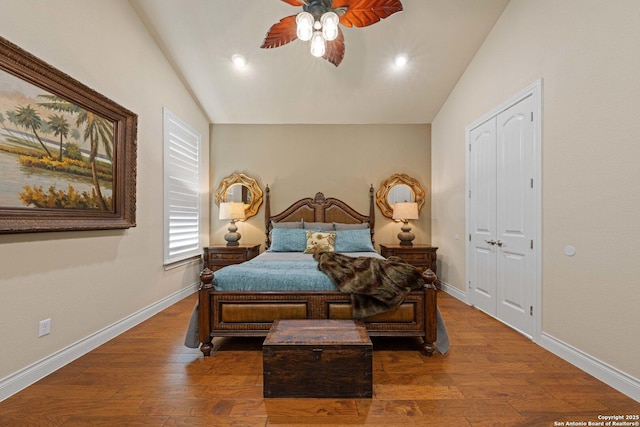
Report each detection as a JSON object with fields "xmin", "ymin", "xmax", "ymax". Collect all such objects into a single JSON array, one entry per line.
[{"xmin": 314, "ymin": 252, "xmax": 426, "ymax": 319}]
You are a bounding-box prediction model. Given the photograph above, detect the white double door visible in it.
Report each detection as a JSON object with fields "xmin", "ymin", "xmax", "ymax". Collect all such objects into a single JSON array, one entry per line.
[{"xmin": 467, "ymin": 94, "xmax": 537, "ymax": 337}]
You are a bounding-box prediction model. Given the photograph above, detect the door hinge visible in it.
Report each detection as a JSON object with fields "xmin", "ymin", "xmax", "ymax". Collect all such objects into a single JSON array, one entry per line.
[
  {"xmin": 469, "ymin": 190, "xmax": 471, "ymax": 199},
  {"xmin": 531, "ymin": 112, "xmax": 534, "ymax": 121},
  {"xmin": 469, "ymin": 144, "xmax": 471, "ymax": 152},
  {"xmin": 469, "ymin": 234, "xmax": 471, "ymax": 241},
  {"xmin": 530, "ymin": 178, "xmax": 534, "ymax": 189},
  {"xmin": 530, "ymin": 240, "xmax": 534, "ymax": 249},
  {"xmin": 530, "ymin": 306, "xmax": 533, "ymax": 316}
]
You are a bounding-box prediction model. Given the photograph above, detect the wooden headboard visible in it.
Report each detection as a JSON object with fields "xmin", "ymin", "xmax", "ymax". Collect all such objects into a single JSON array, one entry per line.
[{"xmin": 264, "ymin": 186, "xmax": 375, "ymax": 249}]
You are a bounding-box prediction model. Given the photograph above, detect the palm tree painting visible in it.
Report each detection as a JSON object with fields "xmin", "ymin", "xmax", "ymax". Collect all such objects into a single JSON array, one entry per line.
[
  {"xmin": 0, "ymin": 34, "xmax": 136, "ymax": 234},
  {"xmin": 0, "ymin": 70, "xmax": 114, "ymax": 212}
]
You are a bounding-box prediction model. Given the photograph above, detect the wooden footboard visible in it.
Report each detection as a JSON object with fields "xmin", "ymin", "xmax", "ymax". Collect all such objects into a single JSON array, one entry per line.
[{"xmin": 197, "ymin": 268, "xmax": 438, "ymax": 357}]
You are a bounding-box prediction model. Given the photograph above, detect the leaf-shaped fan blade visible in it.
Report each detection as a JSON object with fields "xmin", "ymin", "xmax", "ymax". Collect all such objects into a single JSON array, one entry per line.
[
  {"xmin": 261, "ymin": 15, "xmax": 299, "ymax": 49},
  {"xmin": 332, "ymin": 0, "xmax": 403, "ymax": 28},
  {"xmin": 281, "ymin": 0, "xmax": 305, "ymax": 5},
  {"xmin": 323, "ymin": 27, "xmax": 345, "ymax": 67}
]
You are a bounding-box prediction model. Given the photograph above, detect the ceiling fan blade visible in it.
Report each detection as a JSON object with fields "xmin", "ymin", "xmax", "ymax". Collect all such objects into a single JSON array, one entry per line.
[
  {"xmin": 260, "ymin": 15, "xmax": 298, "ymax": 49},
  {"xmin": 323, "ymin": 27, "xmax": 345, "ymax": 67},
  {"xmin": 332, "ymin": 0, "xmax": 403, "ymax": 28},
  {"xmin": 281, "ymin": 0, "xmax": 306, "ymax": 5}
]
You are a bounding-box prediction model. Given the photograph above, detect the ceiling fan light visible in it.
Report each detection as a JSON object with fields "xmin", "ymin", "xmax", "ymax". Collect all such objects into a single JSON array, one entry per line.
[
  {"xmin": 321, "ymin": 12, "xmax": 339, "ymax": 41},
  {"xmin": 296, "ymin": 12, "xmax": 314, "ymax": 41},
  {"xmin": 310, "ymin": 31, "xmax": 326, "ymax": 57}
]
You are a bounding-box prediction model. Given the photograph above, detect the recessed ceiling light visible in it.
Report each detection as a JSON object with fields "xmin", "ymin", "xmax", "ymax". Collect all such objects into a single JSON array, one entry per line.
[
  {"xmin": 231, "ymin": 54, "xmax": 247, "ymax": 69},
  {"xmin": 394, "ymin": 54, "xmax": 408, "ymax": 68}
]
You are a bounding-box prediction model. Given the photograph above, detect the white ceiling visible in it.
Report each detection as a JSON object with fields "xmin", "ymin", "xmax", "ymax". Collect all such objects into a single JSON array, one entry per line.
[{"xmin": 131, "ymin": 0, "xmax": 509, "ymax": 124}]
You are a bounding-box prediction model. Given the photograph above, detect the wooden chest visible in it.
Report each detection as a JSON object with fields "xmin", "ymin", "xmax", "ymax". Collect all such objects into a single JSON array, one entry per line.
[{"xmin": 263, "ymin": 319, "xmax": 372, "ymax": 398}]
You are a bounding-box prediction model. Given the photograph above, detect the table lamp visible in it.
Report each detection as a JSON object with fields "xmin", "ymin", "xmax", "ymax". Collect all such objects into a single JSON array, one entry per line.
[
  {"xmin": 392, "ymin": 202, "xmax": 419, "ymax": 246},
  {"xmin": 219, "ymin": 202, "xmax": 245, "ymax": 246}
]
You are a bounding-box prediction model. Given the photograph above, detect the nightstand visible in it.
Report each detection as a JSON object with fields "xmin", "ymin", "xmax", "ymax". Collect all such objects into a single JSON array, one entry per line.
[
  {"xmin": 203, "ymin": 244, "xmax": 260, "ymax": 271},
  {"xmin": 379, "ymin": 244, "xmax": 438, "ymax": 275}
]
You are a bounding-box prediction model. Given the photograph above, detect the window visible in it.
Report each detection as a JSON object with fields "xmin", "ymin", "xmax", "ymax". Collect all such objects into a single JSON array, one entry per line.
[{"xmin": 163, "ymin": 108, "xmax": 201, "ymax": 265}]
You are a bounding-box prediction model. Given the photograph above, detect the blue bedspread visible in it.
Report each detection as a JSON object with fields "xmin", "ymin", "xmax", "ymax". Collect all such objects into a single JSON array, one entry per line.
[{"xmin": 213, "ymin": 251, "xmax": 382, "ymax": 292}]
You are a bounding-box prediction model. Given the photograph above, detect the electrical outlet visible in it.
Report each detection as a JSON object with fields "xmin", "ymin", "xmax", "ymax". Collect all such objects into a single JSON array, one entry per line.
[{"xmin": 38, "ymin": 318, "xmax": 51, "ymax": 337}]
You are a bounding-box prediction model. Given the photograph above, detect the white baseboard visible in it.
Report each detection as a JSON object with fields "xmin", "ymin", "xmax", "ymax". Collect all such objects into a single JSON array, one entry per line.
[
  {"xmin": 538, "ymin": 332, "xmax": 640, "ymax": 403},
  {"xmin": 0, "ymin": 283, "xmax": 199, "ymax": 402},
  {"xmin": 438, "ymin": 283, "xmax": 639, "ymax": 402},
  {"xmin": 439, "ymin": 280, "xmax": 469, "ymax": 304}
]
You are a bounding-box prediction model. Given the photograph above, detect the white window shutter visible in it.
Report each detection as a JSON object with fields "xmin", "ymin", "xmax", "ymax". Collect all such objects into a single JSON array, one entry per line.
[{"xmin": 163, "ymin": 108, "xmax": 201, "ymax": 265}]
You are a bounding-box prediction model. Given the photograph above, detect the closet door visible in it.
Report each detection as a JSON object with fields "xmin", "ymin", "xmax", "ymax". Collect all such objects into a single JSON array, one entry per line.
[
  {"xmin": 468, "ymin": 118, "xmax": 497, "ymax": 316},
  {"xmin": 495, "ymin": 95, "xmax": 535, "ymax": 336},
  {"xmin": 468, "ymin": 95, "xmax": 535, "ymax": 337}
]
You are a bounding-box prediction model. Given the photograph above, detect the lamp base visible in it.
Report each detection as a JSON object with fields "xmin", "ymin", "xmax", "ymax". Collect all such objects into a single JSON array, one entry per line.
[
  {"xmin": 397, "ymin": 220, "xmax": 415, "ymax": 246},
  {"xmin": 224, "ymin": 220, "xmax": 241, "ymax": 246}
]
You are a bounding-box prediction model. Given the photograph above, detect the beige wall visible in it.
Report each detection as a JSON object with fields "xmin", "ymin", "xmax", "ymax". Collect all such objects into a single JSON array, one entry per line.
[
  {"xmin": 210, "ymin": 124, "xmax": 431, "ymax": 250},
  {"xmin": 432, "ymin": 0, "xmax": 640, "ymax": 379},
  {"xmin": 0, "ymin": 0, "xmax": 209, "ymax": 382}
]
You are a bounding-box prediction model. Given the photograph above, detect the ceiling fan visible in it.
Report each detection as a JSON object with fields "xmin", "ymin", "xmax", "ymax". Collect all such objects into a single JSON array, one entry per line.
[{"xmin": 260, "ymin": 0, "xmax": 404, "ymax": 67}]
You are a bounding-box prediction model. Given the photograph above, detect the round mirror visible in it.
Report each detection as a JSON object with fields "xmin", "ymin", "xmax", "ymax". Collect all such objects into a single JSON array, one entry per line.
[
  {"xmin": 214, "ymin": 173, "xmax": 263, "ymax": 220},
  {"xmin": 387, "ymin": 184, "xmax": 414, "ymax": 205},
  {"xmin": 226, "ymin": 183, "xmax": 252, "ymax": 205},
  {"xmin": 376, "ymin": 173, "xmax": 426, "ymax": 219}
]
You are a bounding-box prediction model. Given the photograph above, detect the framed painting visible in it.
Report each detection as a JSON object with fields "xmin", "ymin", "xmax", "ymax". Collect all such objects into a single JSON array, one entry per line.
[{"xmin": 0, "ymin": 35, "xmax": 137, "ymax": 234}]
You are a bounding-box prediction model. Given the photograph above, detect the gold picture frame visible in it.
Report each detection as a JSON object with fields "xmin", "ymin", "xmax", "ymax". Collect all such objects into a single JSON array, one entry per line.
[{"xmin": 0, "ymin": 35, "xmax": 137, "ymax": 234}]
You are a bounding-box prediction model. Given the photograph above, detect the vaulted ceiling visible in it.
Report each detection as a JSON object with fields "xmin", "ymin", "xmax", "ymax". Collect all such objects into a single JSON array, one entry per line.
[{"xmin": 131, "ymin": 0, "xmax": 509, "ymax": 124}]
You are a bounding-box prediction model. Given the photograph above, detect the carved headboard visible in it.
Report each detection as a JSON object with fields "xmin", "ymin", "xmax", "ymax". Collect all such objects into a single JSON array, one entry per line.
[{"xmin": 264, "ymin": 186, "xmax": 375, "ymax": 249}]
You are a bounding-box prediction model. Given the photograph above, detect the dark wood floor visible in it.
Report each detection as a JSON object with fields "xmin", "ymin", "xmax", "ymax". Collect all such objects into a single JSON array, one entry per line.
[{"xmin": 1, "ymin": 291, "xmax": 638, "ymax": 426}]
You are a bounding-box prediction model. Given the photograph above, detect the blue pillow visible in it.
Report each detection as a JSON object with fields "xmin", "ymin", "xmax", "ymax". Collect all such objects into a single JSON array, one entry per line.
[
  {"xmin": 334, "ymin": 229, "xmax": 376, "ymax": 253},
  {"xmin": 269, "ymin": 228, "xmax": 307, "ymax": 252}
]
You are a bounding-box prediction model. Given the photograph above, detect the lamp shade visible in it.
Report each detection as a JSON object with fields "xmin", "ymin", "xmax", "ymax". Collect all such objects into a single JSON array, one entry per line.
[
  {"xmin": 392, "ymin": 202, "xmax": 419, "ymax": 220},
  {"xmin": 219, "ymin": 202, "xmax": 245, "ymax": 220}
]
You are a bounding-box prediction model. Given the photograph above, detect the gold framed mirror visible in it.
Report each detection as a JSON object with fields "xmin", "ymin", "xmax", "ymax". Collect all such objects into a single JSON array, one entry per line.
[
  {"xmin": 376, "ymin": 173, "xmax": 426, "ymax": 219},
  {"xmin": 214, "ymin": 173, "xmax": 263, "ymax": 220}
]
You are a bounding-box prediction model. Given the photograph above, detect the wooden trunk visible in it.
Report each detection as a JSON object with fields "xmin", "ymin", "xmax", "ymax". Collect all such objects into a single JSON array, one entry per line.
[{"xmin": 263, "ymin": 319, "xmax": 372, "ymax": 398}]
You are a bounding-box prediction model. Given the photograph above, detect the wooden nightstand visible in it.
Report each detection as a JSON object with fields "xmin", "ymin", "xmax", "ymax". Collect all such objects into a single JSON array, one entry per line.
[
  {"xmin": 203, "ymin": 244, "xmax": 260, "ymax": 271},
  {"xmin": 379, "ymin": 244, "xmax": 438, "ymax": 275}
]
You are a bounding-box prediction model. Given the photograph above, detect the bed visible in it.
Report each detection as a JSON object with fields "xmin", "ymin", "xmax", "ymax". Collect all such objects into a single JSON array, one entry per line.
[{"xmin": 193, "ymin": 186, "xmax": 446, "ymax": 357}]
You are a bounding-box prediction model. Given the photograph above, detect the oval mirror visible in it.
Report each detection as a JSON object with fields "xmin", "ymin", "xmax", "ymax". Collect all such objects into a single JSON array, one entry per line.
[
  {"xmin": 376, "ymin": 173, "xmax": 426, "ymax": 219},
  {"xmin": 214, "ymin": 173, "xmax": 263, "ymax": 220}
]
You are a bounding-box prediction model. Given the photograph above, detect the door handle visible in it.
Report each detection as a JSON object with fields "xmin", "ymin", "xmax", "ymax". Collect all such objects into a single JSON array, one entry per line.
[
  {"xmin": 496, "ymin": 240, "xmax": 504, "ymax": 247},
  {"xmin": 484, "ymin": 239, "xmax": 497, "ymax": 246}
]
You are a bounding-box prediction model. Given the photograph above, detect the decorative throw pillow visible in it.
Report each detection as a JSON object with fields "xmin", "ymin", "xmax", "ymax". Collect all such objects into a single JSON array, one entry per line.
[
  {"xmin": 270, "ymin": 228, "xmax": 307, "ymax": 252},
  {"xmin": 334, "ymin": 229, "xmax": 376, "ymax": 252},
  {"xmin": 303, "ymin": 231, "xmax": 336, "ymax": 254}
]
